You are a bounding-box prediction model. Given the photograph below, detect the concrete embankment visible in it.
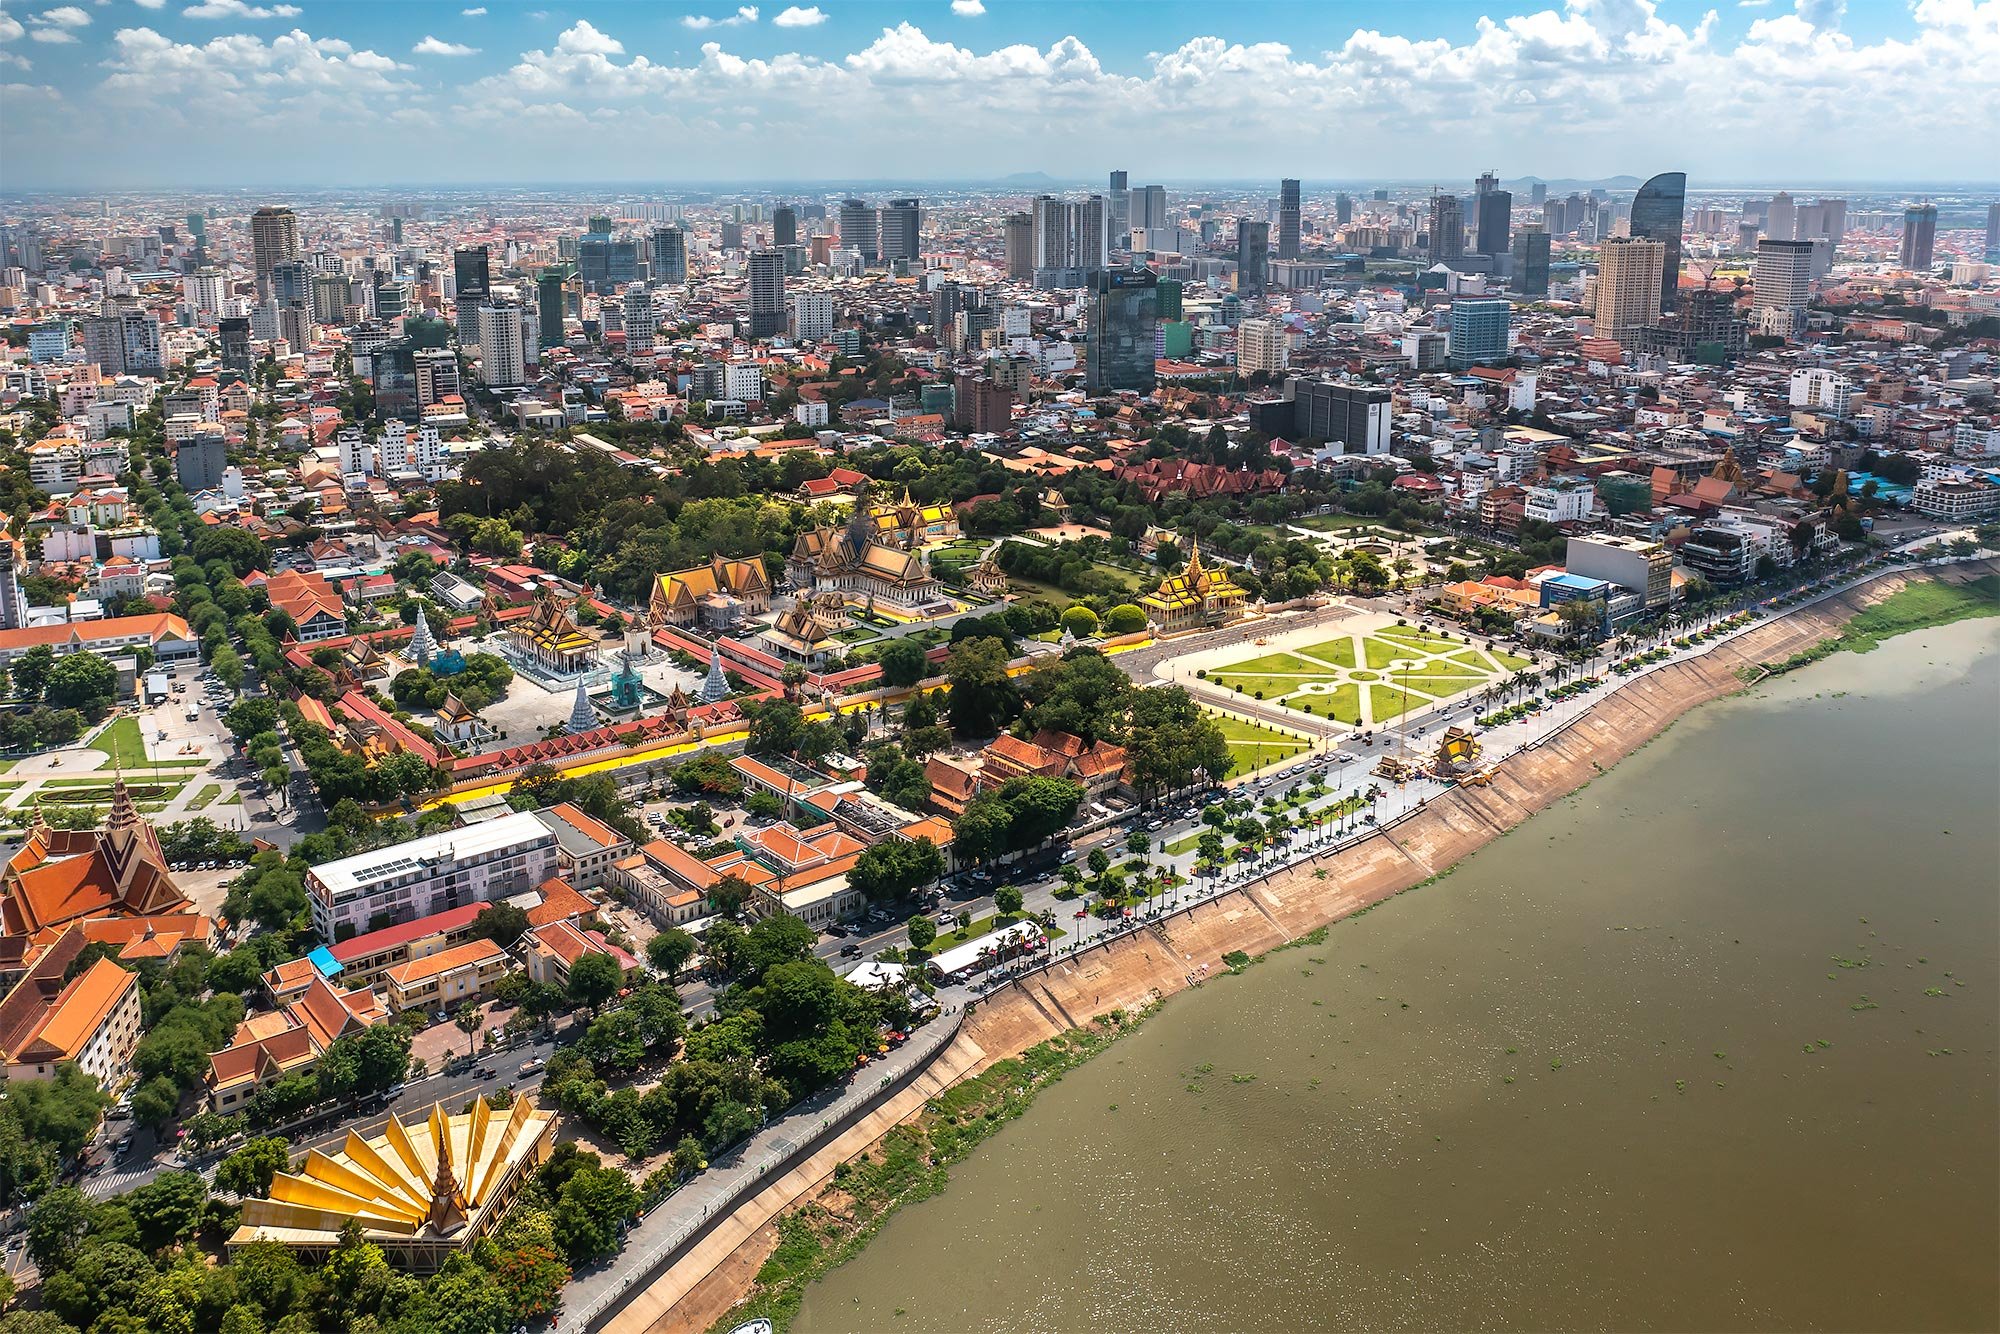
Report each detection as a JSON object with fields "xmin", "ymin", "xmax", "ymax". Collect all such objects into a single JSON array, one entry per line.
[{"xmin": 637, "ymin": 558, "xmax": 1996, "ymax": 1333}]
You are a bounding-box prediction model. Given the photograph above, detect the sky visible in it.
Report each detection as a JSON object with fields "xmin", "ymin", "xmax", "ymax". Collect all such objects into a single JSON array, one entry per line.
[{"xmin": 0, "ymin": 0, "xmax": 1996, "ymax": 190}]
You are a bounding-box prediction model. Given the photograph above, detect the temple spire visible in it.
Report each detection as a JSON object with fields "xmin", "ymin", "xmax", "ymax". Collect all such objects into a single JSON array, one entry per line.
[
  {"xmin": 701, "ymin": 647, "xmax": 730, "ymax": 703},
  {"xmin": 409, "ymin": 605, "xmax": 436, "ymax": 668},
  {"xmin": 564, "ymin": 680, "xmax": 596, "ymax": 734}
]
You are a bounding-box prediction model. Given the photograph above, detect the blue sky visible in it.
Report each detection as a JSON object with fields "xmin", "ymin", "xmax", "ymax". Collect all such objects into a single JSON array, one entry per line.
[{"xmin": 1, "ymin": 0, "xmax": 1995, "ymax": 188}]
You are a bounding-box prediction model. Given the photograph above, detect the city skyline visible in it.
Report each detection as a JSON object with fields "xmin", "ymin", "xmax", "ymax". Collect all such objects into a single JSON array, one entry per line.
[{"xmin": 1, "ymin": 0, "xmax": 1997, "ymax": 189}]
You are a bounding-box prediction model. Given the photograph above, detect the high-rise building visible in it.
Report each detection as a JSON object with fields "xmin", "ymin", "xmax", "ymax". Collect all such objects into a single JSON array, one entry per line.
[
  {"xmin": 1156, "ymin": 279, "xmax": 1184, "ymax": 322},
  {"xmin": 772, "ymin": 206, "xmax": 798, "ymax": 249},
  {"xmin": 1593, "ymin": 237, "xmax": 1666, "ymax": 340},
  {"xmin": 1530, "ymin": 182, "xmax": 1548, "ymax": 206},
  {"xmin": 719, "ymin": 220, "xmax": 744, "ymax": 251},
  {"xmin": 453, "ymin": 246, "xmax": 490, "ymax": 345},
  {"xmin": 1816, "ymin": 197, "xmax": 1848, "ymax": 243},
  {"xmin": 747, "ymin": 249, "xmax": 786, "ymax": 338},
  {"xmin": 1447, "ymin": 297, "xmax": 1512, "ymax": 369},
  {"xmin": 791, "ymin": 292, "xmax": 835, "ymax": 342},
  {"xmin": 1629, "ymin": 171, "xmax": 1687, "ymax": 310},
  {"xmin": 1987, "ymin": 201, "xmax": 2000, "ymax": 261},
  {"xmin": 884, "ymin": 200, "xmax": 920, "ymax": 268},
  {"xmin": 269, "ymin": 258, "xmax": 311, "ymax": 309},
  {"xmin": 1030, "ymin": 196, "xmax": 1106, "ymax": 279},
  {"xmin": 1633, "ymin": 283, "xmax": 1748, "ymax": 365},
  {"xmin": 1900, "ymin": 203, "xmax": 1937, "ymax": 272},
  {"xmin": 1428, "ymin": 190, "xmax": 1465, "ymax": 263},
  {"xmin": 1751, "ymin": 238, "xmax": 1814, "ymax": 338},
  {"xmin": 1278, "ymin": 179, "xmax": 1301, "ymax": 260},
  {"xmin": 1335, "ymin": 193, "xmax": 1354, "ymax": 225},
  {"xmin": 477, "ymin": 303, "xmax": 526, "ymax": 387},
  {"xmin": 1766, "ymin": 191, "xmax": 1796, "ymax": 241},
  {"xmin": 1511, "ymin": 224, "xmax": 1551, "ymax": 298},
  {"xmin": 413, "ymin": 346, "xmax": 460, "ymax": 411},
  {"xmin": 81, "ymin": 310, "xmax": 162, "ymax": 377},
  {"xmin": 1286, "ymin": 378, "xmax": 1391, "ymax": 454},
  {"xmin": 537, "ymin": 269, "xmax": 569, "ymax": 347},
  {"xmin": 929, "ymin": 280, "xmax": 961, "ymax": 334},
  {"xmin": 622, "ymin": 284, "xmax": 658, "ymax": 355},
  {"xmin": 1476, "ymin": 188, "xmax": 1513, "ymax": 257},
  {"xmin": 1079, "ymin": 196, "xmax": 1107, "ymax": 270},
  {"xmin": 839, "ymin": 200, "xmax": 879, "ymax": 264},
  {"xmin": 1003, "ymin": 213, "xmax": 1034, "ymax": 281},
  {"xmin": 1109, "ymin": 171, "xmax": 1130, "ymax": 247},
  {"xmin": 250, "ymin": 206, "xmax": 299, "ymax": 280},
  {"xmin": 1085, "ymin": 268, "xmax": 1158, "ymax": 394},
  {"xmin": 1137, "ymin": 185, "xmax": 1167, "ymax": 232},
  {"xmin": 187, "ymin": 267, "xmax": 227, "ymax": 321},
  {"xmin": 219, "ymin": 316, "xmax": 252, "ymax": 371},
  {"xmin": 1236, "ymin": 219, "xmax": 1270, "ymax": 297},
  {"xmin": 649, "ymin": 227, "xmax": 687, "ymax": 285},
  {"xmin": 1237, "ymin": 317, "xmax": 1289, "ymax": 376}
]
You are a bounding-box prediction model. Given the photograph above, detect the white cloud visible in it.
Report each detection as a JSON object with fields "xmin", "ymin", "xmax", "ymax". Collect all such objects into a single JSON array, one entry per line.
[
  {"xmin": 555, "ymin": 19, "xmax": 621, "ymax": 55},
  {"xmin": 29, "ymin": 27, "xmax": 76, "ymax": 41},
  {"xmin": 773, "ymin": 5, "xmax": 824, "ymax": 26},
  {"xmin": 0, "ymin": 12, "xmax": 22, "ymax": 41},
  {"xmin": 950, "ymin": 0, "xmax": 984, "ymax": 13},
  {"xmin": 683, "ymin": 5, "xmax": 757, "ymax": 29},
  {"xmin": 181, "ymin": 0, "xmax": 301, "ymax": 19},
  {"xmin": 38, "ymin": 5, "xmax": 91, "ymax": 26},
  {"xmin": 1737, "ymin": 1, "xmax": 1771, "ymax": 8},
  {"xmin": 133, "ymin": 0, "xmax": 167, "ymax": 7},
  {"xmin": 413, "ymin": 34, "xmax": 478, "ymax": 56},
  {"xmin": 461, "ymin": 5, "xmax": 485, "ymax": 13}
]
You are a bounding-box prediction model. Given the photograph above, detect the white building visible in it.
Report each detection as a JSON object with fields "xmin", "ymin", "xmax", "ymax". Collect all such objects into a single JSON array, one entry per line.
[
  {"xmin": 477, "ymin": 303, "xmax": 526, "ymax": 388},
  {"xmin": 622, "ymin": 283, "xmax": 658, "ymax": 355},
  {"xmin": 305, "ymin": 811, "xmax": 560, "ymax": 943},
  {"xmin": 724, "ymin": 361, "xmax": 765, "ymax": 403},
  {"xmin": 336, "ymin": 426, "xmax": 375, "ymax": 480},
  {"xmin": 1522, "ymin": 478, "xmax": 1597, "ymax": 525},
  {"xmin": 791, "ymin": 292, "xmax": 835, "ymax": 342},
  {"xmin": 1789, "ymin": 367, "xmax": 1856, "ymax": 414}
]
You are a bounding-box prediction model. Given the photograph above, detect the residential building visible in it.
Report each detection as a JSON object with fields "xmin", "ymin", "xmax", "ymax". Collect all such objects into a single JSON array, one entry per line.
[
  {"xmin": 1564, "ymin": 534, "xmax": 1673, "ymax": 609},
  {"xmin": 1237, "ymin": 317, "xmax": 1289, "ymax": 376},
  {"xmin": 1003, "ymin": 212, "xmax": 1034, "ymax": 281},
  {"xmin": 1449, "ymin": 297, "xmax": 1512, "ymax": 368},
  {"xmin": 250, "ymin": 206, "xmax": 300, "ymax": 281},
  {"xmin": 747, "ymin": 249, "xmax": 785, "ymax": 338},
  {"xmin": 1900, "ymin": 203, "xmax": 1937, "ymax": 272},
  {"xmin": 477, "ymin": 303, "xmax": 525, "ymax": 387},
  {"xmin": 1751, "ymin": 239, "xmax": 1815, "ymax": 338},
  {"xmin": 383, "ymin": 937, "xmax": 511, "ymax": 1013},
  {"xmin": 518, "ymin": 920, "xmax": 637, "ymax": 990},
  {"xmin": 1594, "ymin": 237, "xmax": 1666, "ymax": 340},
  {"xmin": 1522, "ymin": 477, "xmax": 1597, "ymax": 524},
  {"xmin": 792, "ymin": 292, "xmax": 835, "ymax": 342}
]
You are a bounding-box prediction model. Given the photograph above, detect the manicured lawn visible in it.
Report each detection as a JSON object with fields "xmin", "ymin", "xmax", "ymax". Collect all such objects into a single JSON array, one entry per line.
[
  {"xmin": 189, "ymin": 784, "xmax": 222, "ymax": 811},
  {"xmin": 926, "ymin": 913, "xmax": 1066, "ymax": 953},
  {"xmin": 1294, "ymin": 637, "xmax": 1359, "ymax": 668},
  {"xmin": 1390, "ymin": 658, "xmax": 1484, "ymax": 680},
  {"xmin": 1214, "ymin": 649, "xmax": 1323, "ymax": 677},
  {"xmin": 1368, "ymin": 682, "xmax": 1442, "ymax": 720},
  {"xmin": 1210, "ymin": 673, "xmax": 1319, "ymax": 702},
  {"xmin": 1285, "ymin": 683, "xmax": 1362, "ymax": 724},
  {"xmin": 223, "ymin": 791, "xmax": 243, "ymax": 805},
  {"xmin": 1450, "ymin": 649, "xmax": 1500, "ymax": 671},
  {"xmin": 1295, "ymin": 513, "xmax": 1385, "ymax": 532},
  {"xmin": 1375, "ymin": 625, "xmax": 1465, "ymax": 652},
  {"xmin": 1490, "ymin": 649, "xmax": 1534, "ymax": 671},
  {"xmin": 89, "ymin": 717, "xmax": 179, "ymax": 770},
  {"xmin": 1363, "ymin": 636, "xmax": 1428, "ymax": 670},
  {"xmin": 1397, "ymin": 676, "xmax": 1480, "ymax": 699},
  {"xmin": 1205, "ymin": 710, "xmax": 1313, "ymax": 777}
]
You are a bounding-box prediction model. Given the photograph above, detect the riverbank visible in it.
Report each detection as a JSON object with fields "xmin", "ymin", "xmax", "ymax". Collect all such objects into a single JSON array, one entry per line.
[{"xmin": 642, "ymin": 558, "xmax": 1996, "ymax": 1334}]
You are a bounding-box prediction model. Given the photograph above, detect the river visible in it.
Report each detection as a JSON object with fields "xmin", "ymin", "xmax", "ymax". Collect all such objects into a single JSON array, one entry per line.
[{"xmin": 792, "ymin": 620, "xmax": 2000, "ymax": 1334}]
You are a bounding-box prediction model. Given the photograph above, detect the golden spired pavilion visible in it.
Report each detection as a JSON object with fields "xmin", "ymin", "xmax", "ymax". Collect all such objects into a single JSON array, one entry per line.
[{"xmin": 229, "ymin": 1094, "xmax": 558, "ymax": 1273}]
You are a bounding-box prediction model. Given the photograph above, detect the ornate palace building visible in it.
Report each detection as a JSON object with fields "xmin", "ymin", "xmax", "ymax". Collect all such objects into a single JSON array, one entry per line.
[
  {"xmin": 647, "ymin": 555, "xmax": 771, "ymax": 630},
  {"xmin": 788, "ymin": 507, "xmax": 946, "ymax": 614},
  {"xmin": 1139, "ymin": 540, "xmax": 1250, "ymax": 633},
  {"xmin": 502, "ymin": 592, "xmax": 597, "ymax": 678}
]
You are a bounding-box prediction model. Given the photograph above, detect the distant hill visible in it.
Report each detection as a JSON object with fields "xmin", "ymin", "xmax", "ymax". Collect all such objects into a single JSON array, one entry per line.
[{"xmin": 1000, "ymin": 171, "xmax": 1060, "ymax": 185}]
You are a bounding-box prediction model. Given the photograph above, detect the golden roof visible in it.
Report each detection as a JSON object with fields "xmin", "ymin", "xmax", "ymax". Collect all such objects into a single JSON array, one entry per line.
[{"xmin": 236, "ymin": 1095, "xmax": 555, "ymax": 1241}]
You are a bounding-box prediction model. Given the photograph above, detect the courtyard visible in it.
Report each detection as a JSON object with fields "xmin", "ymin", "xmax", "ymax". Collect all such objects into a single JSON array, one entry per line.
[{"xmin": 1165, "ymin": 613, "xmax": 1534, "ymax": 729}]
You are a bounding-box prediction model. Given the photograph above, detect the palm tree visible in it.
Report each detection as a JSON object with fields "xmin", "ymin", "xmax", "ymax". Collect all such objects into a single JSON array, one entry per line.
[{"xmin": 454, "ymin": 1003, "xmax": 483, "ymax": 1059}]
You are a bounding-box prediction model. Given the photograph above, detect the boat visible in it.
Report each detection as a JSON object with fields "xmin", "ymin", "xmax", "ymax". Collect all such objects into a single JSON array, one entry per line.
[{"xmin": 727, "ymin": 1322, "xmax": 776, "ymax": 1334}]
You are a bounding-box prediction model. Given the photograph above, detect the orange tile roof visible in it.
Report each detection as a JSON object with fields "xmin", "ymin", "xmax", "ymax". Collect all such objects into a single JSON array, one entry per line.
[
  {"xmin": 384, "ymin": 937, "xmax": 507, "ymax": 989},
  {"xmin": 13, "ymin": 957, "xmax": 136, "ymax": 1065}
]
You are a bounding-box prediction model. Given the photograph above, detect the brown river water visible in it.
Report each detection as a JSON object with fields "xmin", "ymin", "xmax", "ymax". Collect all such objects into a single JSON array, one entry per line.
[{"xmin": 792, "ymin": 620, "xmax": 2000, "ymax": 1334}]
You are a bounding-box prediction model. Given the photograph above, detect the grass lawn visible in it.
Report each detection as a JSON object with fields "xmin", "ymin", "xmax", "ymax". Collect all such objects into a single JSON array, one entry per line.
[
  {"xmin": 1213, "ymin": 649, "xmax": 1323, "ymax": 677},
  {"xmin": 1490, "ymin": 648, "xmax": 1535, "ymax": 670},
  {"xmin": 926, "ymin": 913, "xmax": 1067, "ymax": 953},
  {"xmin": 1294, "ymin": 636, "xmax": 1359, "ymax": 668},
  {"xmin": 189, "ymin": 784, "xmax": 223, "ymax": 811},
  {"xmin": 1368, "ymin": 682, "xmax": 1437, "ymax": 721},
  {"xmin": 89, "ymin": 717, "xmax": 181, "ymax": 770},
  {"xmin": 1295, "ymin": 513, "xmax": 1386, "ymax": 532},
  {"xmin": 1391, "ymin": 658, "xmax": 1484, "ymax": 680},
  {"xmin": 1397, "ymin": 676, "xmax": 1479, "ymax": 699},
  {"xmin": 1363, "ymin": 636, "xmax": 1431, "ymax": 670},
  {"xmin": 1205, "ymin": 710, "xmax": 1313, "ymax": 777},
  {"xmin": 1450, "ymin": 649, "xmax": 1501, "ymax": 671},
  {"xmin": 223, "ymin": 792, "xmax": 243, "ymax": 805},
  {"xmin": 1375, "ymin": 625, "xmax": 1465, "ymax": 652},
  {"xmin": 1210, "ymin": 673, "xmax": 1322, "ymax": 703}
]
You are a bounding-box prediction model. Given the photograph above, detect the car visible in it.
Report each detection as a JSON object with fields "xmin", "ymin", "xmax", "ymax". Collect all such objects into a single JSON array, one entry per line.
[
  {"xmin": 475, "ymin": 1067, "xmax": 498, "ymax": 1080},
  {"xmin": 1073, "ymin": 909, "xmax": 1088, "ymax": 919},
  {"xmin": 839, "ymin": 943, "xmax": 862, "ymax": 957},
  {"xmin": 823, "ymin": 923, "xmax": 850, "ymax": 937}
]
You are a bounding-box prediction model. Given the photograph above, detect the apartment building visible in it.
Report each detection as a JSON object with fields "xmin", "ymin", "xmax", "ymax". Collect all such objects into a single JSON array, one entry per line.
[{"xmin": 306, "ymin": 811, "xmax": 559, "ymax": 942}]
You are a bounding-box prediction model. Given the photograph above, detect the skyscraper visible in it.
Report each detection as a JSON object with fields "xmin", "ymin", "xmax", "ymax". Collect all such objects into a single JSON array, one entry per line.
[
  {"xmin": 1766, "ymin": 191, "xmax": 1796, "ymax": 241},
  {"xmin": 1530, "ymin": 182, "xmax": 1548, "ymax": 206},
  {"xmin": 1085, "ymin": 268, "xmax": 1158, "ymax": 394},
  {"xmin": 1237, "ymin": 317, "xmax": 1289, "ymax": 376},
  {"xmin": 1335, "ymin": 193, "xmax": 1354, "ymax": 225},
  {"xmin": 476, "ymin": 303, "xmax": 525, "ymax": 387},
  {"xmin": 1029, "ymin": 197, "xmax": 1106, "ymax": 280},
  {"xmin": 1751, "ymin": 239, "xmax": 1814, "ymax": 338},
  {"xmin": 879, "ymin": 198, "xmax": 922, "ymax": 264},
  {"xmin": 1593, "ymin": 236, "xmax": 1666, "ymax": 340},
  {"xmin": 1447, "ymin": 298, "xmax": 1511, "ymax": 369},
  {"xmin": 1816, "ymin": 197, "xmax": 1848, "ymax": 243},
  {"xmin": 1629, "ymin": 171, "xmax": 1687, "ymax": 311},
  {"xmin": 1003, "ymin": 212, "xmax": 1034, "ymax": 280},
  {"xmin": 622, "ymin": 284, "xmax": 658, "ymax": 355},
  {"xmin": 1138, "ymin": 185, "xmax": 1167, "ymax": 232},
  {"xmin": 839, "ymin": 200, "xmax": 879, "ymax": 264},
  {"xmin": 1278, "ymin": 179, "xmax": 1301, "ymax": 260},
  {"xmin": 1109, "ymin": 170, "xmax": 1130, "ymax": 245},
  {"xmin": 1987, "ymin": 201, "xmax": 2000, "ymax": 261},
  {"xmin": 250, "ymin": 206, "xmax": 299, "ymax": 280},
  {"xmin": 772, "ymin": 205, "xmax": 798, "ymax": 248},
  {"xmin": 1428, "ymin": 190, "xmax": 1465, "ymax": 263},
  {"xmin": 649, "ymin": 226, "xmax": 687, "ymax": 285},
  {"xmin": 1236, "ymin": 219, "xmax": 1270, "ymax": 297},
  {"xmin": 537, "ymin": 269, "xmax": 568, "ymax": 348},
  {"xmin": 1476, "ymin": 188, "xmax": 1513, "ymax": 257},
  {"xmin": 747, "ymin": 249, "xmax": 786, "ymax": 338},
  {"xmin": 1511, "ymin": 223, "xmax": 1551, "ymax": 298},
  {"xmin": 1900, "ymin": 203, "xmax": 1937, "ymax": 272},
  {"xmin": 453, "ymin": 246, "xmax": 490, "ymax": 346}
]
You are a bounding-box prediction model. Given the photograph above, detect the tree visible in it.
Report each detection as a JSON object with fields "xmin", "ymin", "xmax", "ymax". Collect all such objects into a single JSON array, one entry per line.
[
  {"xmin": 42, "ymin": 654, "xmax": 117, "ymax": 719},
  {"xmin": 905, "ymin": 914, "xmax": 937, "ymax": 954},
  {"xmin": 454, "ymin": 1004, "xmax": 484, "ymax": 1058},
  {"xmin": 645, "ymin": 928, "xmax": 697, "ymax": 984},
  {"xmin": 471, "ymin": 902, "xmax": 530, "ymax": 948},
  {"xmin": 9, "ymin": 646, "xmax": 54, "ymax": 703},
  {"xmin": 744, "ymin": 789, "xmax": 784, "ymax": 821},
  {"xmin": 701, "ymin": 919, "xmax": 746, "ymax": 975},
  {"xmin": 994, "ymin": 885, "xmax": 1025, "ymax": 918},
  {"xmin": 126, "ymin": 1169, "xmax": 209, "ymax": 1250},
  {"xmin": 129, "ymin": 1073, "xmax": 181, "ymax": 1129},
  {"xmin": 1059, "ymin": 605, "xmax": 1100, "ymax": 639},
  {"xmin": 739, "ymin": 913, "xmax": 816, "ymax": 979},
  {"xmin": 223, "ymin": 697, "xmax": 279, "ymax": 743},
  {"xmin": 215, "ymin": 1136, "xmax": 292, "ymax": 1199},
  {"xmin": 25, "ymin": 1185, "xmax": 91, "ymax": 1272},
  {"xmin": 192, "ymin": 526, "xmax": 267, "ymax": 576},
  {"xmin": 550, "ymin": 1164, "xmax": 640, "ymax": 1265},
  {"xmin": 1102, "ymin": 603, "xmax": 1148, "ymax": 635},
  {"xmin": 876, "ymin": 637, "xmax": 930, "ymax": 688},
  {"xmin": 566, "ymin": 951, "xmax": 625, "ymax": 1014},
  {"xmin": 493, "ymin": 1242, "xmax": 570, "ymax": 1325},
  {"xmin": 943, "ymin": 636, "xmax": 1018, "ymax": 738},
  {"xmin": 210, "ymin": 642, "xmax": 245, "ymax": 693},
  {"xmin": 846, "ymin": 836, "xmax": 944, "ymax": 902}
]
